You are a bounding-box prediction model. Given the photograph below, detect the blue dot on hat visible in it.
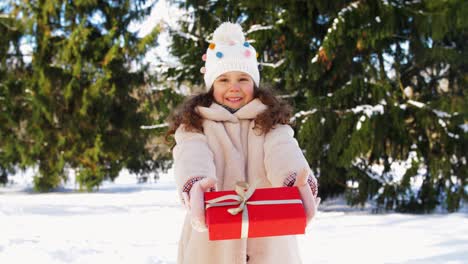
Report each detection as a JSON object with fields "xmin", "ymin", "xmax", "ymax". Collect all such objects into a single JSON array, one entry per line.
[
  {"xmin": 216, "ymin": 52, "xmax": 223, "ymax": 58},
  {"xmin": 243, "ymin": 42, "xmax": 250, "ymax": 47}
]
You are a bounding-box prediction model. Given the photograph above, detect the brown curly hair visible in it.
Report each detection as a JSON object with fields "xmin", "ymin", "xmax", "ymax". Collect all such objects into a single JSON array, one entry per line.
[{"xmin": 166, "ymin": 86, "xmax": 292, "ymax": 139}]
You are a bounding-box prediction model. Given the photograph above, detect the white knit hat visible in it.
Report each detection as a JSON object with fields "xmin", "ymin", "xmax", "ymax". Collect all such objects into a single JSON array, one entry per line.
[{"xmin": 201, "ymin": 22, "xmax": 260, "ymax": 90}]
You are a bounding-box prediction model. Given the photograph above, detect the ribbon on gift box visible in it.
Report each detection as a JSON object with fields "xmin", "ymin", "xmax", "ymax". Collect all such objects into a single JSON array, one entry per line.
[{"xmin": 205, "ymin": 181, "xmax": 303, "ymax": 238}]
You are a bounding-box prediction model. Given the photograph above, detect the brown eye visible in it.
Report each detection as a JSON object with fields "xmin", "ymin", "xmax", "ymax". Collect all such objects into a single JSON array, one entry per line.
[{"xmin": 240, "ymin": 78, "xmax": 248, "ymax": 82}]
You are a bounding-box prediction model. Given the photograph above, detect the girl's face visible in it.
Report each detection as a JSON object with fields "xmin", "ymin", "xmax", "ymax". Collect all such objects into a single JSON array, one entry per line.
[{"xmin": 212, "ymin": 71, "xmax": 255, "ymax": 110}]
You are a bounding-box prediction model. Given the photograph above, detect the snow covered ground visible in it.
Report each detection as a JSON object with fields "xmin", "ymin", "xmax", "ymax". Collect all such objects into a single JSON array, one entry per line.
[{"xmin": 1, "ymin": 170, "xmax": 467, "ymax": 264}]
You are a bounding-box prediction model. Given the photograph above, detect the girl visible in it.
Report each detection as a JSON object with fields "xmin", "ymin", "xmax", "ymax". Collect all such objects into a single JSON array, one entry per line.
[{"xmin": 167, "ymin": 22, "xmax": 320, "ymax": 264}]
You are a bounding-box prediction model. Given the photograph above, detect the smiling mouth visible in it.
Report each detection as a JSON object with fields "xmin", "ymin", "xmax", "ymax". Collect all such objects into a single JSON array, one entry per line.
[{"xmin": 226, "ymin": 97, "xmax": 242, "ymax": 103}]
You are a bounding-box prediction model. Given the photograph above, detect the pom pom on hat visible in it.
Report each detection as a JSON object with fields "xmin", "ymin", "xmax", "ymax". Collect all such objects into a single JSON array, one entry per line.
[
  {"xmin": 212, "ymin": 22, "xmax": 245, "ymax": 45},
  {"xmin": 202, "ymin": 22, "xmax": 260, "ymax": 90}
]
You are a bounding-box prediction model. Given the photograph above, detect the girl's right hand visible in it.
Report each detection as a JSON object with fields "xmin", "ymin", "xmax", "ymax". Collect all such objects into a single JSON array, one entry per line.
[
  {"xmin": 294, "ymin": 168, "xmax": 321, "ymax": 225},
  {"xmin": 188, "ymin": 177, "xmax": 217, "ymax": 232}
]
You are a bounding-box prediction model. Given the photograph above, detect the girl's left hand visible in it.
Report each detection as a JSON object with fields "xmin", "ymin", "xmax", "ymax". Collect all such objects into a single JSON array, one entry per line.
[
  {"xmin": 294, "ymin": 168, "xmax": 321, "ymax": 225},
  {"xmin": 189, "ymin": 177, "xmax": 217, "ymax": 232}
]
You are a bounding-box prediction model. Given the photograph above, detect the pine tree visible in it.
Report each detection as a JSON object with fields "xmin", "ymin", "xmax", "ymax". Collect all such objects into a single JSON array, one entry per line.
[
  {"xmin": 0, "ymin": 5, "xmax": 26, "ymax": 185},
  {"xmin": 1, "ymin": 0, "xmax": 160, "ymax": 191},
  {"xmin": 298, "ymin": 0, "xmax": 467, "ymax": 212},
  {"xmin": 165, "ymin": 0, "xmax": 467, "ymax": 212}
]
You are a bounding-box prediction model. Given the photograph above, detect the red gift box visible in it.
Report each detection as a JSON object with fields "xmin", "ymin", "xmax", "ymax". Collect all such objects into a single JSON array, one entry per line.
[{"xmin": 204, "ymin": 184, "xmax": 306, "ymax": 241}]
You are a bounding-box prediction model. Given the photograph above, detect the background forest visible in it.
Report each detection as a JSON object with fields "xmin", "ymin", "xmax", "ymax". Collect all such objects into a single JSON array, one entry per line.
[{"xmin": 1, "ymin": 0, "xmax": 466, "ymax": 213}]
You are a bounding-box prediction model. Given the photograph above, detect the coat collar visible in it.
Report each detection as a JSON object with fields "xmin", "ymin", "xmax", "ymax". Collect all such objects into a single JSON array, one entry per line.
[{"xmin": 196, "ymin": 98, "xmax": 268, "ymax": 123}]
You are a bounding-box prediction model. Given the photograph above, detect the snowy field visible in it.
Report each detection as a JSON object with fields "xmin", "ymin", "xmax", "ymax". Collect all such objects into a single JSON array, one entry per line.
[{"xmin": 1, "ymin": 170, "xmax": 467, "ymax": 264}]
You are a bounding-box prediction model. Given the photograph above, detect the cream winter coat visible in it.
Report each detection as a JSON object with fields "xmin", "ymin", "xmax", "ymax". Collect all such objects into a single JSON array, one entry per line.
[{"xmin": 173, "ymin": 98, "xmax": 311, "ymax": 264}]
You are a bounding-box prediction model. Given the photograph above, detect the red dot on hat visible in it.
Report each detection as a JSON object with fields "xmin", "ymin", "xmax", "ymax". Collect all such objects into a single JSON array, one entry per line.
[
  {"xmin": 244, "ymin": 50, "xmax": 251, "ymax": 57},
  {"xmin": 202, "ymin": 54, "xmax": 207, "ymax": 61}
]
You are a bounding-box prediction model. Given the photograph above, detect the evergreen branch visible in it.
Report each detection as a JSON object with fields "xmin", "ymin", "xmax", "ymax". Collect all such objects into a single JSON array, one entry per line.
[
  {"xmin": 401, "ymin": 100, "xmax": 461, "ymax": 139},
  {"xmin": 149, "ymin": 84, "xmax": 190, "ymax": 96},
  {"xmin": 311, "ymin": 1, "xmax": 361, "ymax": 64},
  {"xmin": 173, "ymin": 30, "xmax": 200, "ymax": 41},
  {"xmin": 391, "ymin": 34, "xmax": 411, "ymax": 40},
  {"xmin": 290, "ymin": 109, "xmax": 317, "ymax": 123},
  {"xmin": 291, "ymin": 103, "xmax": 386, "ymax": 122},
  {"xmin": 352, "ymin": 156, "xmax": 416, "ymax": 186},
  {"xmin": 163, "ymin": 20, "xmax": 202, "ymax": 42},
  {"xmin": 404, "ymin": 99, "xmax": 459, "ymax": 119},
  {"xmin": 377, "ymin": 52, "xmax": 388, "ymax": 81},
  {"xmin": 333, "ymin": 178, "xmax": 349, "ymax": 189},
  {"xmin": 6, "ymin": 52, "xmax": 32, "ymax": 57},
  {"xmin": 406, "ymin": 100, "xmax": 425, "ymax": 108},
  {"xmin": 0, "ymin": 19, "xmax": 19, "ymax": 31},
  {"xmin": 352, "ymin": 158, "xmax": 387, "ymax": 184}
]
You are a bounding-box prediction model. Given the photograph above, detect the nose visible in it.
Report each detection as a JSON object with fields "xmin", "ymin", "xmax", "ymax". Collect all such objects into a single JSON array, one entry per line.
[{"xmin": 228, "ymin": 81, "xmax": 241, "ymax": 91}]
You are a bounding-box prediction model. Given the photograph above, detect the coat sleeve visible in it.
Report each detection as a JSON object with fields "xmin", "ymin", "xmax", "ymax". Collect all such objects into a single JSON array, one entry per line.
[
  {"xmin": 263, "ymin": 124, "xmax": 311, "ymax": 187},
  {"xmin": 173, "ymin": 125, "xmax": 216, "ymax": 200}
]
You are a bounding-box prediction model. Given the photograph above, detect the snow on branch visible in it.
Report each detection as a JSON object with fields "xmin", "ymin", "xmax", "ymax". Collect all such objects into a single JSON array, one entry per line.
[
  {"xmin": 433, "ymin": 109, "xmax": 451, "ymax": 118},
  {"xmin": 352, "ymin": 152, "xmax": 421, "ymax": 185},
  {"xmin": 150, "ymin": 85, "xmax": 181, "ymax": 94},
  {"xmin": 460, "ymin": 124, "xmax": 468, "ymax": 133},
  {"xmin": 246, "ymin": 24, "xmax": 273, "ymax": 34},
  {"xmin": 290, "ymin": 102, "xmax": 386, "ymax": 123},
  {"xmin": 159, "ymin": 19, "xmax": 200, "ymax": 42},
  {"xmin": 259, "ymin": 58, "xmax": 285, "ymax": 68},
  {"xmin": 353, "ymin": 159, "xmax": 387, "ymax": 184},
  {"xmin": 172, "ymin": 30, "xmax": 199, "ymax": 41},
  {"xmin": 351, "ymin": 104, "xmax": 385, "ymax": 117},
  {"xmin": 407, "ymin": 100, "xmax": 425, "ymax": 108},
  {"xmin": 290, "ymin": 109, "xmax": 317, "ymax": 123},
  {"xmin": 140, "ymin": 123, "xmax": 168, "ymax": 130},
  {"xmin": 148, "ymin": 83, "xmax": 191, "ymax": 96},
  {"xmin": 311, "ymin": 55, "xmax": 319, "ymax": 64},
  {"xmin": 277, "ymin": 91, "xmax": 299, "ymax": 99},
  {"xmin": 349, "ymin": 103, "xmax": 385, "ymax": 130}
]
